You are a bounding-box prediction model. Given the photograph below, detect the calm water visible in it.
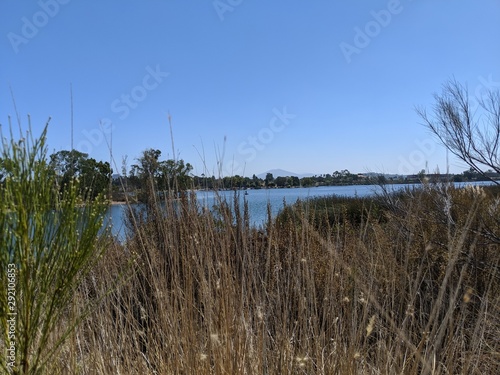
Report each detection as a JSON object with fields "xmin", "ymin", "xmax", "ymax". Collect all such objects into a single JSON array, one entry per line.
[
  {"xmin": 195, "ymin": 184, "xmax": 406, "ymax": 227},
  {"xmin": 106, "ymin": 181, "xmax": 494, "ymax": 241}
]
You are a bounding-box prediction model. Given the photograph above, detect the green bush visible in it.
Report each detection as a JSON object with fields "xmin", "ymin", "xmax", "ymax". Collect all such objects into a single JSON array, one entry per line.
[
  {"xmin": 276, "ymin": 194, "xmax": 387, "ymax": 233},
  {"xmin": 0, "ymin": 122, "xmax": 107, "ymax": 374}
]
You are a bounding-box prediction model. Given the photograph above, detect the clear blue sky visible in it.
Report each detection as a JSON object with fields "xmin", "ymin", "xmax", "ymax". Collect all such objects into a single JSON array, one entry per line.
[{"xmin": 1, "ymin": 0, "xmax": 499, "ymax": 177}]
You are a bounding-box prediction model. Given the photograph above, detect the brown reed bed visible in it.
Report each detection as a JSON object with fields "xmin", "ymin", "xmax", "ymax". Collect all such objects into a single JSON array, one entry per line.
[{"xmin": 56, "ymin": 183, "xmax": 500, "ymax": 374}]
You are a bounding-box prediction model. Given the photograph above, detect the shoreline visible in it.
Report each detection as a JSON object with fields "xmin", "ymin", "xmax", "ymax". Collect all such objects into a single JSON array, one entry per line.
[{"xmin": 110, "ymin": 201, "xmax": 129, "ymax": 206}]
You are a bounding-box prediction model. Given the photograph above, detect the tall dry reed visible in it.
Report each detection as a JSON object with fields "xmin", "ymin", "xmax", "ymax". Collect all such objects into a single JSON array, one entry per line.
[{"xmin": 62, "ymin": 182, "xmax": 499, "ymax": 374}]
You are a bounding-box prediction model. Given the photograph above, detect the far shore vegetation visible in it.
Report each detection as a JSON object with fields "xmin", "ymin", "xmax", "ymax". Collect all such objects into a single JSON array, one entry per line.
[{"xmin": 3, "ymin": 145, "xmax": 498, "ymax": 207}]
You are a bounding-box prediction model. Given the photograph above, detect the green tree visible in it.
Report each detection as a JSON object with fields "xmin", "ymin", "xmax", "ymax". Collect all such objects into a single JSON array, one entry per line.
[
  {"xmin": 377, "ymin": 174, "xmax": 387, "ymax": 185},
  {"xmin": 300, "ymin": 177, "xmax": 315, "ymax": 187},
  {"xmin": 275, "ymin": 176, "xmax": 288, "ymax": 188},
  {"xmin": 290, "ymin": 176, "xmax": 300, "ymax": 187},
  {"xmin": 158, "ymin": 158, "xmax": 193, "ymax": 192},
  {"xmin": 49, "ymin": 150, "xmax": 111, "ymax": 199},
  {"xmin": 130, "ymin": 149, "xmax": 162, "ymax": 203},
  {"xmin": 463, "ymin": 167, "xmax": 476, "ymax": 181},
  {"xmin": 265, "ymin": 173, "xmax": 274, "ymax": 187},
  {"xmin": 252, "ymin": 174, "xmax": 262, "ymax": 188},
  {"xmin": 130, "ymin": 149, "xmax": 162, "ymax": 181},
  {"xmin": 131, "ymin": 149, "xmax": 193, "ymax": 202}
]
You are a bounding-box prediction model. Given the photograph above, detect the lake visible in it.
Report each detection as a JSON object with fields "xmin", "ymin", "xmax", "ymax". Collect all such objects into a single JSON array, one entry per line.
[{"xmin": 106, "ymin": 181, "xmax": 495, "ymax": 241}]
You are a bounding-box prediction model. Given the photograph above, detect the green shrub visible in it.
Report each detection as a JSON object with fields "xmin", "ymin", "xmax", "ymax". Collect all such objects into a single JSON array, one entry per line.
[
  {"xmin": 276, "ymin": 194, "xmax": 387, "ymax": 234},
  {"xmin": 0, "ymin": 122, "xmax": 107, "ymax": 374}
]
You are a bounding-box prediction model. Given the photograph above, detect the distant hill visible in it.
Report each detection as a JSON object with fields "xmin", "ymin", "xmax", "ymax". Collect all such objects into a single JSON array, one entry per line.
[{"xmin": 257, "ymin": 169, "xmax": 315, "ymax": 179}]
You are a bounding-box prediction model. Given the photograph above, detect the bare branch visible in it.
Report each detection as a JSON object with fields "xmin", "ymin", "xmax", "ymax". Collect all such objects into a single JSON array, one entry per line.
[{"xmin": 417, "ymin": 79, "xmax": 500, "ymax": 183}]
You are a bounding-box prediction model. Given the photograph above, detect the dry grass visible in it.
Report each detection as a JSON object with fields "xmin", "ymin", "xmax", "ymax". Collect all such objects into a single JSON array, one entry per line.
[{"xmin": 52, "ymin": 184, "xmax": 500, "ymax": 374}]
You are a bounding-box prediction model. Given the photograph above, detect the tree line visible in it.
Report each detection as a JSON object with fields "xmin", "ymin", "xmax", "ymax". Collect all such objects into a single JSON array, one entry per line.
[
  {"xmin": 2, "ymin": 78, "xmax": 498, "ymax": 204},
  {"xmin": 1, "ymin": 147, "xmax": 497, "ymax": 206}
]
